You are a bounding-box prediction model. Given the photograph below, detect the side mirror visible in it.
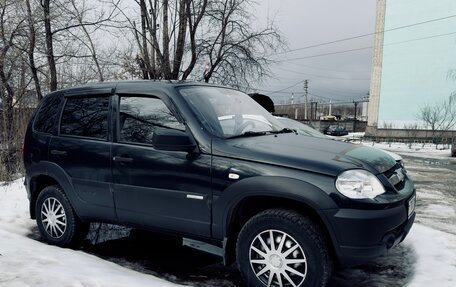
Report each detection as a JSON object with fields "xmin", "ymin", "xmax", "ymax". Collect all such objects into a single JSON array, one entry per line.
[{"xmin": 152, "ymin": 128, "xmax": 196, "ymax": 152}]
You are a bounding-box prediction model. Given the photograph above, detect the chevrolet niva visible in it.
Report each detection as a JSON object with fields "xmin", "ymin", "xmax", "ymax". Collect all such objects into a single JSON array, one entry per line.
[{"xmin": 23, "ymin": 81, "xmax": 416, "ymax": 287}]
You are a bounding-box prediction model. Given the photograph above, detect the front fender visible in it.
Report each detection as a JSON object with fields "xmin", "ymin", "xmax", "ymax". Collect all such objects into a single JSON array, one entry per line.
[{"xmin": 212, "ymin": 176, "xmax": 338, "ymax": 240}]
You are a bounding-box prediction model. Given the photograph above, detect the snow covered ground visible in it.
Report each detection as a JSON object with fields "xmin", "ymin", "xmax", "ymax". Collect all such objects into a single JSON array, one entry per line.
[
  {"xmin": 0, "ymin": 179, "xmax": 182, "ymax": 287},
  {"xmin": 1, "ymin": 143, "xmax": 456, "ymax": 287}
]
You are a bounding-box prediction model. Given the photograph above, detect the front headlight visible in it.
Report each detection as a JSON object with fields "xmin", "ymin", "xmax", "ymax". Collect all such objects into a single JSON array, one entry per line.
[{"xmin": 336, "ymin": 170, "xmax": 385, "ymax": 199}]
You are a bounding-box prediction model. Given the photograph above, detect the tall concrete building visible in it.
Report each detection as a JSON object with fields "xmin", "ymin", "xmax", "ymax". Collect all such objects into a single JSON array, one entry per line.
[{"xmin": 367, "ymin": 0, "xmax": 456, "ymax": 134}]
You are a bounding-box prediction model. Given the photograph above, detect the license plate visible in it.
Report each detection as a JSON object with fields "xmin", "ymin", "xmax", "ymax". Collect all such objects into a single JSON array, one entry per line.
[{"xmin": 408, "ymin": 195, "xmax": 416, "ymax": 218}]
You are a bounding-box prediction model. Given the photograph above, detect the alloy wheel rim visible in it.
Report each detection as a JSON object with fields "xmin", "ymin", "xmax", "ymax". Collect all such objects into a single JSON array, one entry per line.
[
  {"xmin": 41, "ymin": 197, "xmax": 67, "ymax": 238},
  {"xmin": 249, "ymin": 229, "xmax": 307, "ymax": 287}
]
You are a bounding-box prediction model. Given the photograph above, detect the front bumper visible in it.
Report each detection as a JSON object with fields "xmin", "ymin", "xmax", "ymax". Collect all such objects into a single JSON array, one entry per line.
[{"xmin": 323, "ymin": 192, "xmax": 416, "ymax": 267}]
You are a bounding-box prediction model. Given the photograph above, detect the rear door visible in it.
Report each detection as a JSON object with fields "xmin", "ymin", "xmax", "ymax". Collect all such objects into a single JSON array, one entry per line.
[
  {"xmin": 49, "ymin": 92, "xmax": 115, "ymax": 220},
  {"xmin": 111, "ymin": 94, "xmax": 212, "ymax": 237}
]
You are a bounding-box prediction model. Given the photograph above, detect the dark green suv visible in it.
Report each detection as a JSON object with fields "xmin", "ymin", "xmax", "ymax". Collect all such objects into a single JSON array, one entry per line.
[{"xmin": 24, "ymin": 81, "xmax": 416, "ymax": 287}]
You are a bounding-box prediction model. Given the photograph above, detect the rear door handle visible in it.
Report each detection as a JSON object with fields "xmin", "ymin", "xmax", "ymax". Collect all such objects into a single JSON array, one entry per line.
[
  {"xmin": 113, "ymin": 156, "xmax": 133, "ymax": 163},
  {"xmin": 50, "ymin": 149, "xmax": 67, "ymax": 156}
]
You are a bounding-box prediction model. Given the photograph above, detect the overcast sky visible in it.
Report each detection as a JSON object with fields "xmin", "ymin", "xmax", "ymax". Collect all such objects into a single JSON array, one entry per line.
[{"xmin": 251, "ymin": 0, "xmax": 377, "ymax": 104}]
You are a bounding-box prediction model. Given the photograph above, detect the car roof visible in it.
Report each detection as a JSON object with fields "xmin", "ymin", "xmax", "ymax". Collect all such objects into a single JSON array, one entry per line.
[{"xmin": 47, "ymin": 80, "xmax": 234, "ymax": 97}]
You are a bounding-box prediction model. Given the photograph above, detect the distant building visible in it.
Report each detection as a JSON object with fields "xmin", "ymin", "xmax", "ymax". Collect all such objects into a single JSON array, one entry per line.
[{"xmin": 367, "ymin": 0, "xmax": 456, "ymax": 134}]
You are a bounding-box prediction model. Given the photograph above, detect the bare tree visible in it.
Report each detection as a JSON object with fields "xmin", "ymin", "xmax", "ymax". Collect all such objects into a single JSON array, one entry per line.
[
  {"xmin": 116, "ymin": 0, "xmax": 282, "ymax": 86},
  {"xmin": 25, "ymin": 0, "xmax": 43, "ymax": 100},
  {"xmin": 417, "ymin": 95, "xmax": 456, "ymax": 149},
  {"xmin": 127, "ymin": 0, "xmax": 208, "ymax": 80},
  {"xmin": 0, "ymin": 0, "xmax": 30, "ymax": 178},
  {"xmin": 418, "ymin": 95, "xmax": 456, "ymax": 136},
  {"xmin": 403, "ymin": 123, "xmax": 420, "ymax": 149},
  {"xmin": 0, "ymin": 1, "xmax": 26, "ymax": 140},
  {"xmin": 381, "ymin": 122, "xmax": 395, "ymax": 147},
  {"xmin": 38, "ymin": 0, "xmax": 122, "ymax": 90},
  {"xmin": 200, "ymin": 0, "xmax": 283, "ymax": 88},
  {"xmin": 42, "ymin": 0, "xmax": 58, "ymax": 91},
  {"xmin": 67, "ymin": 0, "xmax": 104, "ymax": 82}
]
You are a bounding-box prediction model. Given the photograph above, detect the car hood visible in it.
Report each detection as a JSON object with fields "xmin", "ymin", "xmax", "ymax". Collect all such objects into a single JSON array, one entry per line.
[{"xmin": 212, "ymin": 133, "xmax": 397, "ymax": 177}]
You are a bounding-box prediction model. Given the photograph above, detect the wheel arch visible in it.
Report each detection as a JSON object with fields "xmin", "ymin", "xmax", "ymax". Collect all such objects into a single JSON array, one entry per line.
[
  {"xmin": 29, "ymin": 174, "xmax": 59, "ymax": 219},
  {"xmin": 27, "ymin": 161, "xmax": 79, "ymax": 220},
  {"xmin": 214, "ymin": 176, "xmax": 339, "ymax": 266}
]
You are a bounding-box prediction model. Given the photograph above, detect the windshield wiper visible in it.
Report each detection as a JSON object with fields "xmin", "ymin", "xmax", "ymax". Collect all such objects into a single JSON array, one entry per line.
[
  {"xmin": 270, "ymin": 128, "xmax": 295, "ymax": 134},
  {"xmin": 226, "ymin": 131, "xmax": 267, "ymax": 139}
]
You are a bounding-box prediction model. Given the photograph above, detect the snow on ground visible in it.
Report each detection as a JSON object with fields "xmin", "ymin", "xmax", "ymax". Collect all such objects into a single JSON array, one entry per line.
[
  {"xmin": 363, "ymin": 141, "xmax": 454, "ymax": 160},
  {"xmin": 0, "ymin": 179, "xmax": 184, "ymax": 287},
  {"xmin": 406, "ymin": 224, "xmax": 456, "ymax": 286},
  {"xmin": 1, "ymin": 146, "xmax": 456, "ymax": 287},
  {"xmin": 339, "ymin": 132, "xmax": 454, "ymax": 159}
]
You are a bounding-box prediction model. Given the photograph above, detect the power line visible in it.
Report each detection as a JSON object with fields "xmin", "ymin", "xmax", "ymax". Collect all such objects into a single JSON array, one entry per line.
[
  {"xmin": 308, "ymin": 92, "xmax": 344, "ymax": 102},
  {"xmin": 257, "ymin": 30, "xmax": 456, "ymax": 98},
  {"xmin": 312, "ymin": 85, "xmax": 367, "ymax": 94},
  {"xmin": 308, "ymin": 92, "xmax": 367, "ymax": 103},
  {"xmin": 271, "ymin": 91, "xmax": 345, "ymax": 102},
  {"xmin": 386, "ymin": 30, "xmax": 456, "ymax": 46},
  {"xmin": 275, "ymin": 13, "xmax": 456, "ymax": 55},
  {"xmin": 274, "ymin": 67, "xmax": 370, "ymax": 81},
  {"xmin": 256, "ymin": 85, "xmax": 367, "ymax": 98},
  {"xmin": 285, "ymin": 61, "xmax": 371, "ymax": 73},
  {"xmin": 279, "ymin": 29, "xmax": 456, "ymax": 62},
  {"xmin": 310, "ymin": 88, "xmax": 365, "ymax": 98},
  {"xmin": 280, "ymin": 46, "xmax": 372, "ymax": 62},
  {"xmin": 262, "ymin": 80, "xmax": 305, "ymax": 95}
]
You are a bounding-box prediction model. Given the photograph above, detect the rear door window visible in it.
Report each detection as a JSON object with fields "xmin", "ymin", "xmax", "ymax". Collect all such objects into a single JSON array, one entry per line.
[{"xmin": 60, "ymin": 96, "xmax": 110, "ymax": 140}]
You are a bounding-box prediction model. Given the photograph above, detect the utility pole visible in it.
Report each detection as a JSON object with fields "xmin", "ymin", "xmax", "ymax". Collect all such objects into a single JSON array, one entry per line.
[
  {"xmin": 303, "ymin": 80, "xmax": 309, "ymax": 120},
  {"xmin": 353, "ymin": 100, "xmax": 359, "ymax": 132}
]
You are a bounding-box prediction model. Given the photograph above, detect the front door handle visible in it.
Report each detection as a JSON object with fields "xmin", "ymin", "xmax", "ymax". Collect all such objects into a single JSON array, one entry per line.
[
  {"xmin": 50, "ymin": 149, "xmax": 67, "ymax": 156},
  {"xmin": 113, "ymin": 156, "xmax": 133, "ymax": 163}
]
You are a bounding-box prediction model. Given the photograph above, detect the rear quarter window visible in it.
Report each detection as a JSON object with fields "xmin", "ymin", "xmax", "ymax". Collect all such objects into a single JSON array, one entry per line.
[{"xmin": 33, "ymin": 93, "xmax": 63, "ymax": 134}]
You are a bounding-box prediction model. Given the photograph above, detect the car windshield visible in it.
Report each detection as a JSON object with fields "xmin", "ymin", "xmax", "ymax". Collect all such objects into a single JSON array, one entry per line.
[
  {"xmin": 179, "ymin": 86, "xmax": 286, "ymax": 138},
  {"xmin": 276, "ymin": 117, "xmax": 327, "ymax": 139}
]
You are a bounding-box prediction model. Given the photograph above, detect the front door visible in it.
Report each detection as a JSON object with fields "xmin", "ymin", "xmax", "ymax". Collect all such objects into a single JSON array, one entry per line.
[{"xmin": 111, "ymin": 95, "xmax": 212, "ymax": 237}]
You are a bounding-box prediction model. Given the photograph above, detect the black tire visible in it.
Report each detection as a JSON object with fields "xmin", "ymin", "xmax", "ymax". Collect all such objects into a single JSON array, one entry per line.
[
  {"xmin": 236, "ymin": 209, "xmax": 332, "ymax": 287},
  {"xmin": 35, "ymin": 185, "xmax": 88, "ymax": 247}
]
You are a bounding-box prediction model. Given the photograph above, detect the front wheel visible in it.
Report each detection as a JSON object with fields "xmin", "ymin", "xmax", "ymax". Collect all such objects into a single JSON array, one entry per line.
[
  {"xmin": 35, "ymin": 185, "xmax": 88, "ymax": 247},
  {"xmin": 236, "ymin": 209, "xmax": 332, "ymax": 287}
]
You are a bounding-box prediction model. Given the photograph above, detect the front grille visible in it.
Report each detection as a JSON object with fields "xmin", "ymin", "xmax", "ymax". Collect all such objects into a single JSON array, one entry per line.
[{"xmin": 384, "ymin": 163, "xmax": 406, "ymax": 190}]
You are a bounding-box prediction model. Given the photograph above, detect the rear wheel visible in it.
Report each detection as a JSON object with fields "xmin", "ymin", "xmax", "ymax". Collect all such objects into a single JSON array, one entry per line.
[
  {"xmin": 236, "ymin": 209, "xmax": 332, "ymax": 287},
  {"xmin": 35, "ymin": 185, "xmax": 88, "ymax": 247}
]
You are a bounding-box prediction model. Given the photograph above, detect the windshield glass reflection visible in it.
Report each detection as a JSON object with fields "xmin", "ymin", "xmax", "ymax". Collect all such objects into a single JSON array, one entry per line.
[{"xmin": 179, "ymin": 86, "xmax": 285, "ymax": 138}]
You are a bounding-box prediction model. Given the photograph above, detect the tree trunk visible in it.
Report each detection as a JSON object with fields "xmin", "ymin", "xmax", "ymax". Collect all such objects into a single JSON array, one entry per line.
[
  {"xmin": 162, "ymin": 0, "xmax": 171, "ymax": 78},
  {"xmin": 43, "ymin": 0, "xmax": 57, "ymax": 91},
  {"xmin": 182, "ymin": 0, "xmax": 208, "ymax": 80},
  {"xmin": 0, "ymin": 64, "xmax": 14, "ymax": 145},
  {"xmin": 171, "ymin": 0, "xmax": 187, "ymax": 79},
  {"xmin": 151, "ymin": 0, "xmax": 158, "ymax": 76},
  {"xmin": 25, "ymin": 0, "xmax": 43, "ymax": 100},
  {"xmin": 139, "ymin": 0, "xmax": 151, "ymax": 79}
]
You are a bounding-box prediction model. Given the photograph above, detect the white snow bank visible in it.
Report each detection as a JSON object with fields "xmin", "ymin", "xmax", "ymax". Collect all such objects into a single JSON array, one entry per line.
[
  {"xmin": 0, "ymin": 229, "xmax": 181, "ymax": 287},
  {"xmin": 406, "ymin": 224, "xmax": 456, "ymax": 286},
  {"xmin": 0, "ymin": 179, "xmax": 184, "ymax": 287},
  {"xmin": 361, "ymin": 141, "xmax": 455, "ymax": 160},
  {"xmin": 0, "ymin": 179, "xmax": 34, "ymax": 235}
]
